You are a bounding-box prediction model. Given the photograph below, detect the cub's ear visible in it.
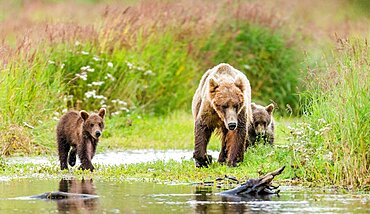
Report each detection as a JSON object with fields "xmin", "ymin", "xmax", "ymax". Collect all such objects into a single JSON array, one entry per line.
[
  {"xmin": 235, "ymin": 77, "xmax": 245, "ymax": 91},
  {"xmin": 80, "ymin": 110, "xmax": 90, "ymax": 121},
  {"xmin": 265, "ymin": 103, "xmax": 274, "ymax": 114},
  {"xmin": 98, "ymin": 108, "xmax": 106, "ymax": 119},
  {"xmin": 251, "ymin": 103, "xmax": 257, "ymax": 110},
  {"xmin": 209, "ymin": 78, "xmax": 219, "ymax": 94}
]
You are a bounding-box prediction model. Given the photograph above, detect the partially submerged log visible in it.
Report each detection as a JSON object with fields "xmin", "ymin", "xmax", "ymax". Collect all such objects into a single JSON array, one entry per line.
[
  {"xmin": 218, "ymin": 166, "xmax": 285, "ymax": 196},
  {"xmin": 29, "ymin": 192, "xmax": 99, "ymax": 200}
]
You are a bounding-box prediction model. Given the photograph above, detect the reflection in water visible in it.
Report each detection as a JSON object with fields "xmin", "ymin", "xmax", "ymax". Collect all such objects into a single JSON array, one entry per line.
[
  {"xmin": 57, "ymin": 178, "xmax": 99, "ymax": 213},
  {"xmin": 194, "ymin": 186, "xmax": 276, "ymax": 214}
]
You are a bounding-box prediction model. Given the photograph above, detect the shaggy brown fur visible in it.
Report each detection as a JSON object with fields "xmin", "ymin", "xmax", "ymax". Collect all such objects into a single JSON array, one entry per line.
[
  {"xmin": 192, "ymin": 63, "xmax": 252, "ymax": 167},
  {"xmin": 56, "ymin": 108, "xmax": 106, "ymax": 171},
  {"xmin": 247, "ymin": 103, "xmax": 275, "ymax": 147}
]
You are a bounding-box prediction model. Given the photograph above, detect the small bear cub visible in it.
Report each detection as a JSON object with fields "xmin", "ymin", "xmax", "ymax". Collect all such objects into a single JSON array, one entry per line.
[
  {"xmin": 56, "ymin": 108, "xmax": 106, "ymax": 171},
  {"xmin": 248, "ymin": 103, "xmax": 275, "ymax": 146}
]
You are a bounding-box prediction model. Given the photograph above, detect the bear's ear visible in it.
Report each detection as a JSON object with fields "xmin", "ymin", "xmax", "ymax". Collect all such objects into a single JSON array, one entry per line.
[
  {"xmin": 209, "ymin": 78, "xmax": 219, "ymax": 94},
  {"xmin": 251, "ymin": 103, "xmax": 257, "ymax": 110},
  {"xmin": 235, "ymin": 77, "xmax": 245, "ymax": 91},
  {"xmin": 265, "ymin": 103, "xmax": 274, "ymax": 114},
  {"xmin": 98, "ymin": 108, "xmax": 106, "ymax": 119},
  {"xmin": 80, "ymin": 110, "xmax": 90, "ymax": 121}
]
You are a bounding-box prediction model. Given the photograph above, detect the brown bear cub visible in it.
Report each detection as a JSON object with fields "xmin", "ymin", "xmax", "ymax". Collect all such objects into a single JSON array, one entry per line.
[
  {"xmin": 192, "ymin": 63, "xmax": 252, "ymax": 167},
  {"xmin": 56, "ymin": 108, "xmax": 106, "ymax": 172},
  {"xmin": 247, "ymin": 103, "xmax": 275, "ymax": 146}
]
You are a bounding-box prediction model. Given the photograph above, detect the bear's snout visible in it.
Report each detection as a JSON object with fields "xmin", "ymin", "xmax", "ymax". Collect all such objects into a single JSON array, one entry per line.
[
  {"xmin": 228, "ymin": 122, "xmax": 237, "ymax": 130},
  {"xmin": 95, "ymin": 130, "xmax": 102, "ymax": 138}
]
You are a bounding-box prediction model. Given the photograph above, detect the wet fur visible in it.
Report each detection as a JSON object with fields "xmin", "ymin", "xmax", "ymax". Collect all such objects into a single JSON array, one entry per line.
[
  {"xmin": 192, "ymin": 63, "xmax": 252, "ymax": 167},
  {"xmin": 56, "ymin": 108, "xmax": 105, "ymax": 171}
]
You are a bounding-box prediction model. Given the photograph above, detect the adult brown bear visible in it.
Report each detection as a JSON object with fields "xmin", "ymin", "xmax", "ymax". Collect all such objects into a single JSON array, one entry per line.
[
  {"xmin": 56, "ymin": 108, "xmax": 106, "ymax": 171},
  {"xmin": 192, "ymin": 63, "xmax": 252, "ymax": 167}
]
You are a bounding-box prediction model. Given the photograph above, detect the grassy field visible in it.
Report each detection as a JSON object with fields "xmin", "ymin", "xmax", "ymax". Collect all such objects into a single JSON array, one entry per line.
[{"xmin": 0, "ymin": 0, "xmax": 369, "ymax": 189}]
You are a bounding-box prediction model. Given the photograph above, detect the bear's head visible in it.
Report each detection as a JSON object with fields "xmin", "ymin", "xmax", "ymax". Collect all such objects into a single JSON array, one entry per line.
[
  {"xmin": 251, "ymin": 103, "xmax": 274, "ymax": 136},
  {"xmin": 80, "ymin": 108, "xmax": 106, "ymax": 139},
  {"xmin": 209, "ymin": 77, "xmax": 245, "ymax": 130}
]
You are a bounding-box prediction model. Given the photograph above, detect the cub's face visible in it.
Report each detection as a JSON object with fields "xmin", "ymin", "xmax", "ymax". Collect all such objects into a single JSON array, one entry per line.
[
  {"xmin": 209, "ymin": 78, "xmax": 245, "ymax": 130},
  {"xmin": 251, "ymin": 103, "xmax": 274, "ymax": 136},
  {"xmin": 80, "ymin": 108, "xmax": 106, "ymax": 139}
]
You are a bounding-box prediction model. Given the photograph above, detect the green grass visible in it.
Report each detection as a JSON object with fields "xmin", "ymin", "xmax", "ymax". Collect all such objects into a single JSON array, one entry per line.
[
  {"xmin": 0, "ymin": 145, "xmax": 296, "ymax": 185},
  {"xmin": 289, "ymin": 38, "xmax": 369, "ymax": 188}
]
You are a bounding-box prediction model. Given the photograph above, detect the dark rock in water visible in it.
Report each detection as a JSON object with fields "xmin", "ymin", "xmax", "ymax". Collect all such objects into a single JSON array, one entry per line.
[
  {"xmin": 218, "ymin": 166, "xmax": 285, "ymax": 196},
  {"xmin": 29, "ymin": 192, "xmax": 99, "ymax": 200}
]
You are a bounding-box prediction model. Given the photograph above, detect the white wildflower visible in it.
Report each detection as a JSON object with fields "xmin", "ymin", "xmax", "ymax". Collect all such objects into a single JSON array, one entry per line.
[
  {"xmin": 137, "ymin": 66, "xmax": 144, "ymax": 71},
  {"xmin": 81, "ymin": 51, "xmax": 89, "ymax": 55},
  {"xmin": 112, "ymin": 111, "xmax": 121, "ymax": 116},
  {"xmin": 118, "ymin": 100, "xmax": 127, "ymax": 106},
  {"xmin": 120, "ymin": 107, "xmax": 129, "ymax": 112},
  {"xmin": 75, "ymin": 72, "xmax": 87, "ymax": 81},
  {"xmin": 244, "ymin": 64, "xmax": 251, "ymax": 70},
  {"xmin": 81, "ymin": 65, "xmax": 91, "ymax": 71},
  {"xmin": 105, "ymin": 73, "xmax": 116, "ymax": 81},
  {"xmin": 85, "ymin": 90, "xmax": 96, "ymax": 98},
  {"xmin": 126, "ymin": 62, "xmax": 133, "ymax": 69},
  {"xmin": 88, "ymin": 81, "xmax": 104, "ymax": 87},
  {"xmin": 95, "ymin": 95, "xmax": 107, "ymax": 100},
  {"xmin": 93, "ymin": 56, "xmax": 100, "ymax": 61},
  {"xmin": 53, "ymin": 116, "xmax": 59, "ymax": 121},
  {"xmin": 107, "ymin": 62, "xmax": 113, "ymax": 68},
  {"xmin": 48, "ymin": 60, "xmax": 55, "ymax": 64},
  {"xmin": 323, "ymin": 152, "xmax": 333, "ymax": 161},
  {"xmin": 87, "ymin": 68, "xmax": 95, "ymax": 72},
  {"xmin": 61, "ymin": 63, "xmax": 65, "ymax": 69},
  {"xmin": 75, "ymin": 41, "xmax": 80, "ymax": 46},
  {"xmin": 144, "ymin": 70, "xmax": 155, "ymax": 76}
]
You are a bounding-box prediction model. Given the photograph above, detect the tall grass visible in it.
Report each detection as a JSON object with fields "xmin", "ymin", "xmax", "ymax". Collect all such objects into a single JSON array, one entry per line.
[
  {"xmin": 202, "ymin": 23, "xmax": 301, "ymax": 113},
  {"xmin": 289, "ymin": 38, "xmax": 369, "ymax": 188}
]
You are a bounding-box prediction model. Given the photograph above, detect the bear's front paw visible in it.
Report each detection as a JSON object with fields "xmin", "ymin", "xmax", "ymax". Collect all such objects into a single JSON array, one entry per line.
[
  {"xmin": 227, "ymin": 160, "xmax": 237, "ymax": 167},
  {"xmin": 78, "ymin": 164, "xmax": 95, "ymax": 172},
  {"xmin": 195, "ymin": 154, "xmax": 212, "ymax": 168}
]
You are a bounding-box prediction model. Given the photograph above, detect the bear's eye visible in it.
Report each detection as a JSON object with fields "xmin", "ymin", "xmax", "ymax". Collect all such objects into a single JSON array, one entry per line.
[
  {"xmin": 90, "ymin": 124, "xmax": 94, "ymax": 128},
  {"xmin": 99, "ymin": 123, "xmax": 102, "ymax": 128},
  {"xmin": 222, "ymin": 105, "xmax": 228, "ymax": 110},
  {"xmin": 233, "ymin": 104, "xmax": 238, "ymax": 110}
]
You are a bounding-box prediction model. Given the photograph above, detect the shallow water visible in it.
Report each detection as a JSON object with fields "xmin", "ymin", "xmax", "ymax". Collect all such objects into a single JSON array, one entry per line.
[
  {"xmin": 0, "ymin": 178, "xmax": 369, "ymax": 213},
  {"xmin": 7, "ymin": 149, "xmax": 220, "ymax": 165}
]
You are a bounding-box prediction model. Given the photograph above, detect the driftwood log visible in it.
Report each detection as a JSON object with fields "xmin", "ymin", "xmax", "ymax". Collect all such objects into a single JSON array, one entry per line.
[
  {"xmin": 218, "ymin": 166, "xmax": 285, "ymax": 196},
  {"xmin": 29, "ymin": 192, "xmax": 99, "ymax": 200}
]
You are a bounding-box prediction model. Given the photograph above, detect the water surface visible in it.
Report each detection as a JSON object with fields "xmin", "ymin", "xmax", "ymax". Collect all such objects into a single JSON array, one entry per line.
[{"xmin": 0, "ymin": 178, "xmax": 369, "ymax": 213}]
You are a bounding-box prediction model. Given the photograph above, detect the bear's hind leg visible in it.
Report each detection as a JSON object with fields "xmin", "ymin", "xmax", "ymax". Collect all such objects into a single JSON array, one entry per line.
[
  {"xmin": 68, "ymin": 146, "xmax": 77, "ymax": 167},
  {"xmin": 57, "ymin": 137, "xmax": 70, "ymax": 170}
]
